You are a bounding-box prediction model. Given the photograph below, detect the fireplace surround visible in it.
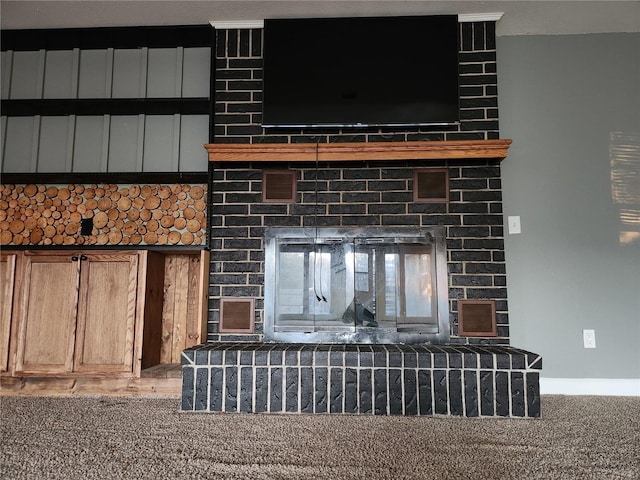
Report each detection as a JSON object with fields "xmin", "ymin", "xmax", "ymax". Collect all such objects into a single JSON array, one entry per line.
[
  {"xmin": 180, "ymin": 140, "xmax": 543, "ymax": 417},
  {"xmin": 181, "ymin": 20, "xmax": 542, "ymax": 417},
  {"xmin": 204, "ymin": 140, "xmax": 513, "ymax": 345}
]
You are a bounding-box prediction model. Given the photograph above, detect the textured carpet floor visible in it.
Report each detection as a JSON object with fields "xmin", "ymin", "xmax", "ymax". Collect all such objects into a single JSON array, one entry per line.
[{"xmin": 1, "ymin": 395, "xmax": 639, "ymax": 479}]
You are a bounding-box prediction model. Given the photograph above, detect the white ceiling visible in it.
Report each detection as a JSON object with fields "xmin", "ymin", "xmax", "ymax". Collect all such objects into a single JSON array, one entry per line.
[{"xmin": 1, "ymin": 1, "xmax": 639, "ymax": 36}]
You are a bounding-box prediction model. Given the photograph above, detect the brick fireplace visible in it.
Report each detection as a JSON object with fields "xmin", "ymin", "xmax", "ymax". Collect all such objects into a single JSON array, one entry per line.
[
  {"xmin": 181, "ymin": 20, "xmax": 542, "ymax": 417},
  {"xmin": 205, "ymin": 140, "xmax": 512, "ymax": 341}
]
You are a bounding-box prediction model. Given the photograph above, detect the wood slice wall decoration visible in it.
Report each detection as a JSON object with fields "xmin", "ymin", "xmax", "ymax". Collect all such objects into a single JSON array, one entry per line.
[{"xmin": 0, "ymin": 183, "xmax": 207, "ymax": 247}]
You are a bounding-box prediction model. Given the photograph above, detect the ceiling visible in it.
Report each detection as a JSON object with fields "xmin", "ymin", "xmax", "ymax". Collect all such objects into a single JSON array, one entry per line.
[{"xmin": 1, "ymin": 1, "xmax": 639, "ymax": 36}]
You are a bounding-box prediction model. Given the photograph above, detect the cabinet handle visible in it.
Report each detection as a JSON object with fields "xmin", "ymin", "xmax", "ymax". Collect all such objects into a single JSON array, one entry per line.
[
  {"xmin": 71, "ymin": 256, "xmax": 79, "ymax": 261},
  {"xmin": 80, "ymin": 255, "xmax": 88, "ymax": 261}
]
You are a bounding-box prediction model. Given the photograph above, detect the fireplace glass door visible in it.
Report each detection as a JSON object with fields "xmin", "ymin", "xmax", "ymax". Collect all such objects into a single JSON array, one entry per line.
[
  {"xmin": 274, "ymin": 239, "xmax": 354, "ymax": 331},
  {"xmin": 264, "ymin": 227, "xmax": 449, "ymax": 344},
  {"xmin": 353, "ymin": 242, "xmax": 437, "ymax": 330}
]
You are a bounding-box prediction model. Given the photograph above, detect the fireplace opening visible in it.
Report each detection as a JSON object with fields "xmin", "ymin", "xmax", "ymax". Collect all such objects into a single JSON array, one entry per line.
[{"xmin": 264, "ymin": 227, "xmax": 449, "ymax": 344}]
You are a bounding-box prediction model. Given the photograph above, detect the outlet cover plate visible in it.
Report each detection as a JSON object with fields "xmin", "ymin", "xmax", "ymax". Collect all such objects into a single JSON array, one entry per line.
[
  {"xmin": 583, "ymin": 329, "xmax": 596, "ymax": 348},
  {"xmin": 508, "ymin": 216, "xmax": 521, "ymax": 234}
]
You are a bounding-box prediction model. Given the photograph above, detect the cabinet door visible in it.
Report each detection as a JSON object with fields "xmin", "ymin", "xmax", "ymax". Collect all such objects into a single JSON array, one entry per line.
[
  {"xmin": 1, "ymin": 254, "xmax": 17, "ymax": 372},
  {"xmin": 73, "ymin": 253, "xmax": 139, "ymax": 373},
  {"xmin": 15, "ymin": 254, "xmax": 80, "ymax": 374}
]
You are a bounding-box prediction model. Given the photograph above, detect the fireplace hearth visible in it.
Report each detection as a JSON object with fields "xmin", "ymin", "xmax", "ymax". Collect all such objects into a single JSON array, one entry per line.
[{"xmin": 182, "ymin": 343, "xmax": 542, "ymax": 417}]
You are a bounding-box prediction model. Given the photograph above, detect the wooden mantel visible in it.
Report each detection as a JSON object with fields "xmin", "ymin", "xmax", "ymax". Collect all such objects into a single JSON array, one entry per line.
[{"xmin": 206, "ymin": 139, "xmax": 512, "ymax": 163}]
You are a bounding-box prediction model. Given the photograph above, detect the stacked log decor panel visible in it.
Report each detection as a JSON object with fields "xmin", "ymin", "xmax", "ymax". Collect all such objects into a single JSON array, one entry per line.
[{"xmin": 0, "ymin": 183, "xmax": 207, "ymax": 247}]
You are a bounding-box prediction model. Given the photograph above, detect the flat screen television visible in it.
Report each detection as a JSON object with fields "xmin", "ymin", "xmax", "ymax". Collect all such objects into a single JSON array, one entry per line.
[{"xmin": 262, "ymin": 15, "xmax": 460, "ymax": 128}]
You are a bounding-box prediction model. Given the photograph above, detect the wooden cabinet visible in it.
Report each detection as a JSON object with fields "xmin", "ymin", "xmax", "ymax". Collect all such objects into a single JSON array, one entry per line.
[
  {"xmin": 73, "ymin": 253, "xmax": 140, "ymax": 373},
  {"xmin": 1, "ymin": 249, "xmax": 209, "ymax": 394},
  {"xmin": 14, "ymin": 251, "xmax": 143, "ymax": 375},
  {"xmin": 1, "ymin": 253, "xmax": 17, "ymax": 373},
  {"xmin": 14, "ymin": 254, "xmax": 79, "ymax": 374},
  {"xmin": 141, "ymin": 251, "xmax": 209, "ymax": 369}
]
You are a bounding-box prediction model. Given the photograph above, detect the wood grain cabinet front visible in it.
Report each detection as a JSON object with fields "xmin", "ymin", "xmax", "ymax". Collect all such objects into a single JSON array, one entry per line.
[
  {"xmin": 73, "ymin": 253, "xmax": 140, "ymax": 374},
  {"xmin": 1, "ymin": 253, "xmax": 18, "ymax": 373},
  {"xmin": 13, "ymin": 251, "xmax": 144, "ymax": 376},
  {"xmin": 2, "ymin": 249, "xmax": 209, "ymax": 392}
]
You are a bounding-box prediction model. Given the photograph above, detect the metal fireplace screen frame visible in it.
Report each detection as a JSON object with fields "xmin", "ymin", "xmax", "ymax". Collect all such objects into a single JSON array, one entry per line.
[{"xmin": 264, "ymin": 227, "xmax": 450, "ymax": 344}]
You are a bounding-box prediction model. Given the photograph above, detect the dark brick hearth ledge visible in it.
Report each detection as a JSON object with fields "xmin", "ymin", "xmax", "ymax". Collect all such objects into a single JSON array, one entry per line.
[{"xmin": 181, "ymin": 343, "xmax": 541, "ymax": 418}]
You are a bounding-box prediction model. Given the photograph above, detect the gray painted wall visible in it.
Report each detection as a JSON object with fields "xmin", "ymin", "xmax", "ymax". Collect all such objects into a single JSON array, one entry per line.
[{"xmin": 497, "ymin": 33, "xmax": 640, "ymax": 379}]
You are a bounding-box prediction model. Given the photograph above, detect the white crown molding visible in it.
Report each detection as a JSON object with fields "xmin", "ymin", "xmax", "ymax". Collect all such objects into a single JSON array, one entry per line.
[
  {"xmin": 209, "ymin": 20, "xmax": 264, "ymax": 29},
  {"xmin": 458, "ymin": 13, "xmax": 504, "ymax": 23},
  {"xmin": 210, "ymin": 15, "xmax": 503, "ymax": 30}
]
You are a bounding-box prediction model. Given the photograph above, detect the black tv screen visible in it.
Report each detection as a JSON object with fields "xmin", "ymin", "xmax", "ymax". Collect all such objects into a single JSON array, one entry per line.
[{"xmin": 262, "ymin": 15, "xmax": 460, "ymax": 128}]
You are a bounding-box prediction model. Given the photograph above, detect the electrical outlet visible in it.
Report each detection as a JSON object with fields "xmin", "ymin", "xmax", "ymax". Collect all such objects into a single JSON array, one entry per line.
[
  {"xmin": 583, "ymin": 329, "xmax": 596, "ymax": 348},
  {"xmin": 508, "ymin": 216, "xmax": 521, "ymax": 234}
]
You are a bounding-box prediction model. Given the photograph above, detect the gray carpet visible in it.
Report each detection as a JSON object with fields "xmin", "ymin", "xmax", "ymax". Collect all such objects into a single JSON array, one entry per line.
[{"xmin": 1, "ymin": 395, "xmax": 639, "ymax": 479}]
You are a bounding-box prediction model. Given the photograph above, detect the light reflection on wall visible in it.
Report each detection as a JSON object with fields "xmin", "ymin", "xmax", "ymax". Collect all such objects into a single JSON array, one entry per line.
[{"xmin": 610, "ymin": 132, "xmax": 640, "ymax": 245}]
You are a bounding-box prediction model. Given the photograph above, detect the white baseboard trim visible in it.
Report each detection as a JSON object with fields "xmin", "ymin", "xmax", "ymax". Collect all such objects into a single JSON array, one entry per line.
[{"xmin": 540, "ymin": 378, "xmax": 640, "ymax": 396}]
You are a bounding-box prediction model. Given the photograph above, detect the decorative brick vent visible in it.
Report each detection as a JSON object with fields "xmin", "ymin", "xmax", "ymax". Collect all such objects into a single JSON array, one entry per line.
[
  {"xmin": 181, "ymin": 343, "xmax": 542, "ymax": 418},
  {"xmin": 458, "ymin": 300, "xmax": 497, "ymax": 336},
  {"xmin": 262, "ymin": 170, "xmax": 296, "ymax": 203},
  {"xmin": 414, "ymin": 168, "xmax": 450, "ymax": 202},
  {"xmin": 219, "ymin": 297, "xmax": 255, "ymax": 333}
]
